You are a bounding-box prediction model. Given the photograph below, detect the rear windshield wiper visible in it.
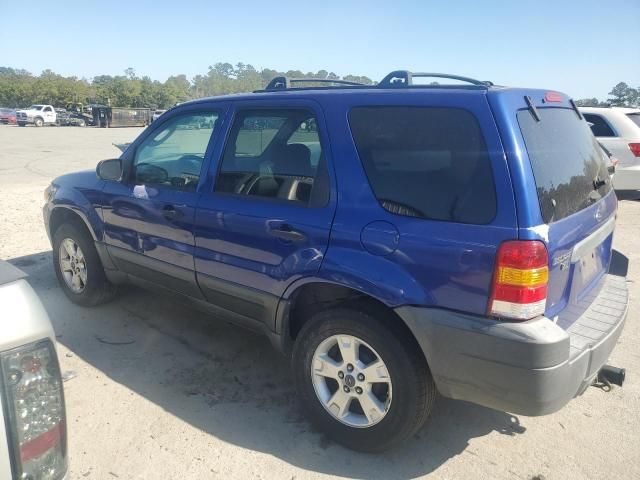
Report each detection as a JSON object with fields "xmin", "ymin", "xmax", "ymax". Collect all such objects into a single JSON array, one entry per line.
[{"xmin": 524, "ymin": 96, "xmax": 540, "ymax": 122}]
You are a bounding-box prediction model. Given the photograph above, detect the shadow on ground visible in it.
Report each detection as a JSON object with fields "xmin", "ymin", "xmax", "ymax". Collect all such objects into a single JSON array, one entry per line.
[{"xmin": 10, "ymin": 250, "xmax": 528, "ymax": 479}]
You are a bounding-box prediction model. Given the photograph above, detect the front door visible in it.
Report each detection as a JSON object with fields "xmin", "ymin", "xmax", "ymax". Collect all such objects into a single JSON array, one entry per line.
[
  {"xmin": 102, "ymin": 109, "xmax": 222, "ymax": 298},
  {"xmin": 194, "ymin": 102, "xmax": 336, "ymax": 329}
]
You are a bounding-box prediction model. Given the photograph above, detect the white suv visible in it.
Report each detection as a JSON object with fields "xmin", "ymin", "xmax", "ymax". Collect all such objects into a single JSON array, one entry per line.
[
  {"xmin": 580, "ymin": 107, "xmax": 640, "ymax": 190},
  {"xmin": 0, "ymin": 261, "xmax": 67, "ymax": 480}
]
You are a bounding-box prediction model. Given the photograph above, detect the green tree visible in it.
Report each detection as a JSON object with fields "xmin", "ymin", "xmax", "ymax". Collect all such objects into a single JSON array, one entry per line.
[{"xmin": 608, "ymin": 82, "xmax": 635, "ymax": 106}]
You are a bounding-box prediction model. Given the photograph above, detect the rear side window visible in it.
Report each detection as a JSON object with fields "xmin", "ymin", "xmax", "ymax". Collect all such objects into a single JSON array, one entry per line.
[
  {"xmin": 349, "ymin": 107, "xmax": 496, "ymax": 224},
  {"xmin": 518, "ymin": 108, "xmax": 612, "ymax": 224},
  {"xmin": 583, "ymin": 113, "xmax": 616, "ymax": 137},
  {"xmin": 627, "ymin": 113, "xmax": 640, "ymax": 128}
]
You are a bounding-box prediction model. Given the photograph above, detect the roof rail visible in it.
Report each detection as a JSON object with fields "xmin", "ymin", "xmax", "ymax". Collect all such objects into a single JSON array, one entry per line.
[
  {"xmin": 263, "ymin": 76, "xmax": 365, "ymax": 91},
  {"xmin": 378, "ymin": 70, "xmax": 493, "ymax": 88}
]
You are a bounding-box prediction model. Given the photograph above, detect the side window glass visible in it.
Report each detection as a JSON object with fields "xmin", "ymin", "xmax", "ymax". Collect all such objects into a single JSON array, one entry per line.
[
  {"xmin": 583, "ymin": 114, "xmax": 616, "ymax": 137},
  {"xmin": 349, "ymin": 106, "xmax": 497, "ymax": 224},
  {"xmin": 215, "ymin": 109, "xmax": 328, "ymax": 206},
  {"xmin": 44, "ymin": 106, "xmax": 52, "ymax": 112},
  {"xmin": 133, "ymin": 112, "xmax": 218, "ymax": 190}
]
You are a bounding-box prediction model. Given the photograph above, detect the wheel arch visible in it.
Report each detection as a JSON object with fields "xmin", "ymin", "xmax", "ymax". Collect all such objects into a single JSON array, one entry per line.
[
  {"xmin": 276, "ymin": 278, "xmax": 422, "ymax": 359},
  {"xmin": 48, "ymin": 205, "xmax": 98, "ymax": 242}
]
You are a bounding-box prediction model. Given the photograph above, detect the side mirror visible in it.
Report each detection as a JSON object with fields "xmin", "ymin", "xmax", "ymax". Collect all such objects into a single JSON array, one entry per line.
[{"xmin": 96, "ymin": 158, "xmax": 123, "ymax": 181}]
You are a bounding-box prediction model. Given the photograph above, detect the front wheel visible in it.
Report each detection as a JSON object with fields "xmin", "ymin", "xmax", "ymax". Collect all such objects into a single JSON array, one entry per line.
[
  {"xmin": 18, "ymin": 122, "xmax": 26, "ymax": 127},
  {"xmin": 52, "ymin": 223, "xmax": 116, "ymax": 306},
  {"xmin": 34, "ymin": 117, "xmax": 44, "ymax": 127},
  {"xmin": 292, "ymin": 307, "xmax": 435, "ymax": 452}
]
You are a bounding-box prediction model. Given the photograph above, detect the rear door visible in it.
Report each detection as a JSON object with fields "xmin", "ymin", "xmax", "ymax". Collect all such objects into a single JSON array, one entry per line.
[
  {"xmin": 193, "ymin": 99, "xmax": 336, "ymax": 330},
  {"xmin": 516, "ymin": 103, "xmax": 617, "ymax": 328}
]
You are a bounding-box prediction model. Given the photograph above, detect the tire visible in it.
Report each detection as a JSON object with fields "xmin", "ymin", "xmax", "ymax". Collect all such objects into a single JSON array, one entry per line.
[
  {"xmin": 292, "ymin": 306, "xmax": 435, "ymax": 452},
  {"xmin": 18, "ymin": 122, "xmax": 26, "ymax": 127},
  {"xmin": 34, "ymin": 117, "xmax": 44, "ymax": 127},
  {"xmin": 52, "ymin": 223, "xmax": 116, "ymax": 307},
  {"xmin": 76, "ymin": 119, "xmax": 86, "ymax": 127}
]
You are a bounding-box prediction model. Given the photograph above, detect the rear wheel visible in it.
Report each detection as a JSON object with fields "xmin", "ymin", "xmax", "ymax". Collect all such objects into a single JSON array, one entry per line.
[
  {"xmin": 34, "ymin": 117, "xmax": 44, "ymax": 127},
  {"xmin": 292, "ymin": 307, "xmax": 435, "ymax": 452},
  {"xmin": 77, "ymin": 119, "xmax": 86, "ymax": 127},
  {"xmin": 52, "ymin": 223, "xmax": 116, "ymax": 306}
]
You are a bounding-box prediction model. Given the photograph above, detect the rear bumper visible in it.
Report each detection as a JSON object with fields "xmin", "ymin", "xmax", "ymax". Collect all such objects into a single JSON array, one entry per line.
[
  {"xmin": 396, "ymin": 273, "xmax": 628, "ymax": 416},
  {"xmin": 613, "ymin": 165, "xmax": 640, "ymax": 191}
]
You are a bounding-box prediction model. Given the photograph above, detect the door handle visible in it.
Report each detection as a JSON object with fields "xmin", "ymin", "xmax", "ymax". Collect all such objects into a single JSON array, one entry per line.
[
  {"xmin": 162, "ymin": 204, "xmax": 184, "ymax": 221},
  {"xmin": 269, "ymin": 224, "xmax": 307, "ymax": 242}
]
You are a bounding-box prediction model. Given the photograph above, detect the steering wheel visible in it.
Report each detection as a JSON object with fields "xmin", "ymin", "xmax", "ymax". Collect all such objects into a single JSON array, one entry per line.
[{"xmin": 178, "ymin": 154, "xmax": 203, "ymax": 173}]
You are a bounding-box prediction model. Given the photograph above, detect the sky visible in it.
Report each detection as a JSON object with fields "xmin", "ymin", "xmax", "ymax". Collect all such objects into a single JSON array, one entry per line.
[{"xmin": 1, "ymin": 0, "xmax": 638, "ymax": 99}]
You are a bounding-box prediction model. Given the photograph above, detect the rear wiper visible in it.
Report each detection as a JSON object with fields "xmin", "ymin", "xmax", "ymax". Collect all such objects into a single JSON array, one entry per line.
[{"xmin": 524, "ymin": 96, "xmax": 540, "ymax": 122}]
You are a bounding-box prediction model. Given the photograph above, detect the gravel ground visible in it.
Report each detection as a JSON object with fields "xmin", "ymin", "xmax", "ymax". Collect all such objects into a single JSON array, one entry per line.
[{"xmin": 0, "ymin": 124, "xmax": 639, "ymax": 480}]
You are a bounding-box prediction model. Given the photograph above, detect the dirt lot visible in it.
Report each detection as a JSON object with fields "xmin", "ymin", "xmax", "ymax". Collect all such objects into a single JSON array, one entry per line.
[{"xmin": 0, "ymin": 125, "xmax": 639, "ymax": 480}]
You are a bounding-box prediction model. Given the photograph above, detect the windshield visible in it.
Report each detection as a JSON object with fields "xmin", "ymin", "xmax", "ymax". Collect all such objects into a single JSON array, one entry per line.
[
  {"xmin": 627, "ymin": 113, "xmax": 640, "ymax": 128},
  {"xmin": 518, "ymin": 107, "xmax": 612, "ymax": 224},
  {"xmin": 29, "ymin": 105, "xmax": 44, "ymax": 110}
]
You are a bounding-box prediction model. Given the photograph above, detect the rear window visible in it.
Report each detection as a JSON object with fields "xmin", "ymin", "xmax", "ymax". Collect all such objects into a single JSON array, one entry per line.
[
  {"xmin": 627, "ymin": 113, "xmax": 640, "ymax": 128},
  {"xmin": 349, "ymin": 107, "xmax": 496, "ymax": 224},
  {"xmin": 518, "ymin": 108, "xmax": 612, "ymax": 224},
  {"xmin": 582, "ymin": 113, "xmax": 616, "ymax": 137}
]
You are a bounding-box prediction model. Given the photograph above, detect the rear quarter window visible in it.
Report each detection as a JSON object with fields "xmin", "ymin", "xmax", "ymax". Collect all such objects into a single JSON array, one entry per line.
[
  {"xmin": 583, "ymin": 113, "xmax": 616, "ymax": 137},
  {"xmin": 518, "ymin": 108, "xmax": 612, "ymax": 224},
  {"xmin": 348, "ymin": 107, "xmax": 497, "ymax": 224}
]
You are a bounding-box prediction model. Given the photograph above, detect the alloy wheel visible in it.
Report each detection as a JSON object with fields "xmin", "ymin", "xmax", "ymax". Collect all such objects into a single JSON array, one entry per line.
[
  {"xmin": 311, "ymin": 334, "xmax": 392, "ymax": 428},
  {"xmin": 58, "ymin": 238, "xmax": 87, "ymax": 293}
]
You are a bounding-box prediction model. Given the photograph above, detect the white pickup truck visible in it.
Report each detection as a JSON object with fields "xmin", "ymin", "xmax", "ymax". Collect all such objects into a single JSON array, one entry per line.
[
  {"xmin": 0, "ymin": 261, "xmax": 68, "ymax": 480},
  {"xmin": 16, "ymin": 105, "xmax": 57, "ymax": 127}
]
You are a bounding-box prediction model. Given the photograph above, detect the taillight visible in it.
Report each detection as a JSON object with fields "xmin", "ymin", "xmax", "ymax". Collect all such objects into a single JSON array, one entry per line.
[
  {"xmin": 1, "ymin": 339, "xmax": 67, "ymax": 480},
  {"xmin": 628, "ymin": 143, "xmax": 640, "ymax": 157},
  {"xmin": 488, "ymin": 240, "xmax": 549, "ymax": 321}
]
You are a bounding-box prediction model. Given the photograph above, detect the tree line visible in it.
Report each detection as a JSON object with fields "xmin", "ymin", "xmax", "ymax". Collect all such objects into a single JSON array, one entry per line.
[
  {"xmin": 0, "ymin": 63, "xmax": 373, "ymax": 109},
  {"xmin": 0, "ymin": 63, "xmax": 637, "ymax": 109},
  {"xmin": 574, "ymin": 82, "xmax": 639, "ymax": 107}
]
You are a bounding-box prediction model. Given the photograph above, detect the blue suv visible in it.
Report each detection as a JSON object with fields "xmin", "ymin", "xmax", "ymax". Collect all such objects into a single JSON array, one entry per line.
[{"xmin": 43, "ymin": 71, "xmax": 628, "ymax": 452}]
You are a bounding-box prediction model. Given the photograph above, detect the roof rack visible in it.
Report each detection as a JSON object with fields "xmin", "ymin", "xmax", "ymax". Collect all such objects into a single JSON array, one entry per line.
[
  {"xmin": 378, "ymin": 70, "xmax": 493, "ymax": 88},
  {"xmin": 263, "ymin": 76, "xmax": 365, "ymax": 91},
  {"xmin": 255, "ymin": 70, "xmax": 494, "ymax": 93}
]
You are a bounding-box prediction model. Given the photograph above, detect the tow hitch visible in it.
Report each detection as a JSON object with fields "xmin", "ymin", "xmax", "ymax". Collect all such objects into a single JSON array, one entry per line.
[{"xmin": 593, "ymin": 365, "xmax": 626, "ymax": 391}]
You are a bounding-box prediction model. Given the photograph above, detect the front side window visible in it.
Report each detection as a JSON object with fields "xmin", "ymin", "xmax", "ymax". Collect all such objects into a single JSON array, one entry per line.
[
  {"xmin": 133, "ymin": 111, "xmax": 219, "ymax": 190},
  {"xmin": 349, "ymin": 106, "xmax": 496, "ymax": 224},
  {"xmin": 215, "ymin": 109, "xmax": 328, "ymax": 206}
]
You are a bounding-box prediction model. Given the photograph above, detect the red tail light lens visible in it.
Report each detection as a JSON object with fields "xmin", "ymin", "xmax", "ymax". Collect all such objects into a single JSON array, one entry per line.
[
  {"xmin": 1, "ymin": 340, "xmax": 67, "ymax": 480},
  {"xmin": 489, "ymin": 240, "xmax": 549, "ymax": 321},
  {"xmin": 628, "ymin": 143, "xmax": 640, "ymax": 157}
]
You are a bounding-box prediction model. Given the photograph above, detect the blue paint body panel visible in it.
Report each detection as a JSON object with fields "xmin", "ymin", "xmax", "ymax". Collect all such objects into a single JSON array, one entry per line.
[{"xmin": 43, "ymin": 84, "xmax": 617, "ymax": 338}]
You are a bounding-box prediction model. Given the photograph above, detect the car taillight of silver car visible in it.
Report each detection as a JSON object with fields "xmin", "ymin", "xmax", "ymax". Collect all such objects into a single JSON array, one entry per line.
[{"xmin": 1, "ymin": 340, "xmax": 67, "ymax": 480}]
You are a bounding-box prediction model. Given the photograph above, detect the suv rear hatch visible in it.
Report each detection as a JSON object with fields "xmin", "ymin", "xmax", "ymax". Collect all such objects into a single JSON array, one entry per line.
[{"xmin": 516, "ymin": 102, "xmax": 617, "ymax": 328}]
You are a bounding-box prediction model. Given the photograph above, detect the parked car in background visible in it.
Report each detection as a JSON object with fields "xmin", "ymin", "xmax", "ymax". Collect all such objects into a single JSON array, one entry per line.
[
  {"xmin": 44, "ymin": 72, "xmax": 627, "ymax": 452},
  {"xmin": 0, "ymin": 261, "xmax": 67, "ymax": 480},
  {"xmin": 56, "ymin": 108, "xmax": 88, "ymax": 127},
  {"xmin": 581, "ymin": 106, "xmax": 640, "ymax": 190},
  {"xmin": 0, "ymin": 108, "xmax": 17, "ymax": 125},
  {"xmin": 152, "ymin": 109, "xmax": 167, "ymax": 122},
  {"xmin": 16, "ymin": 105, "xmax": 57, "ymax": 127}
]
